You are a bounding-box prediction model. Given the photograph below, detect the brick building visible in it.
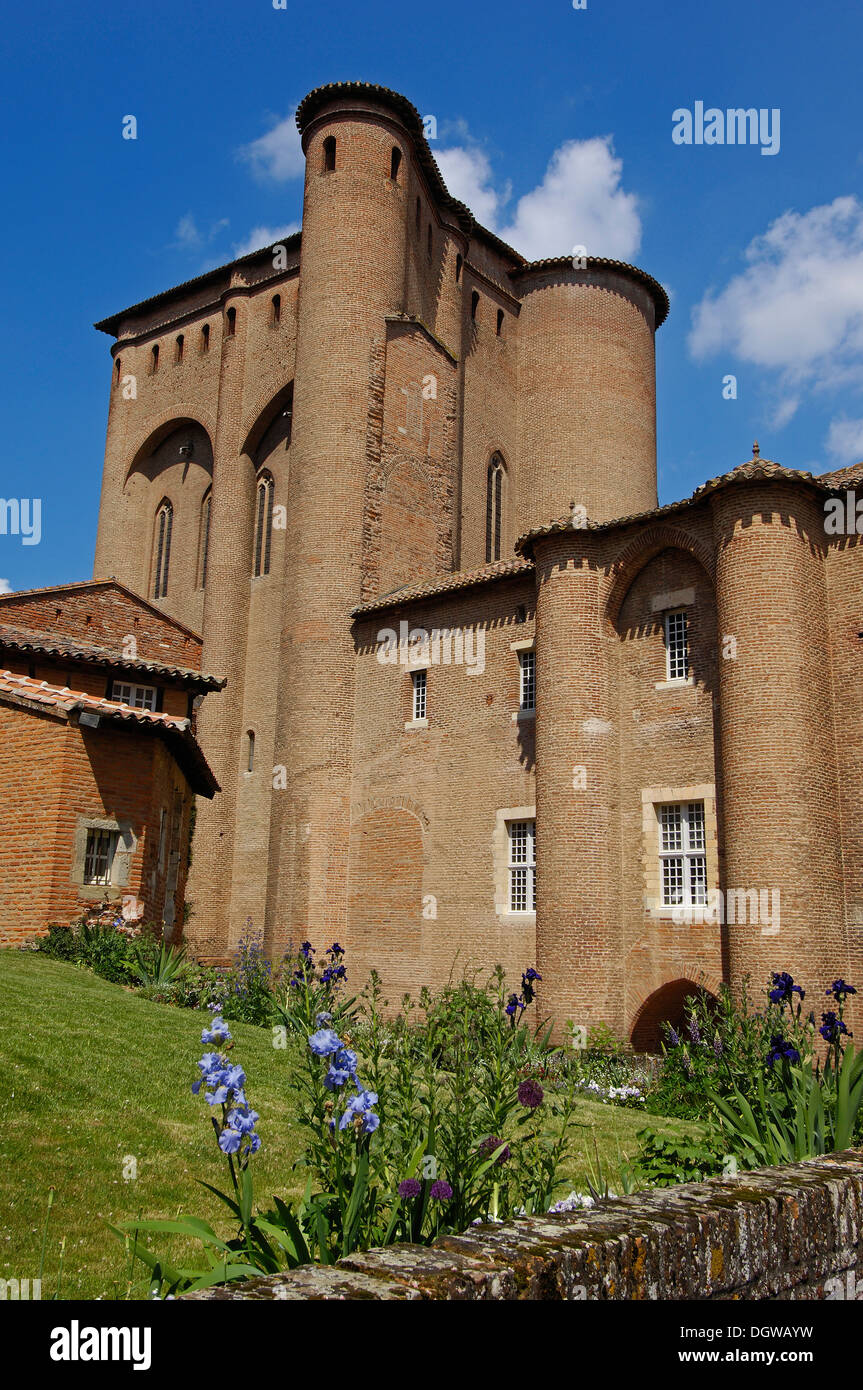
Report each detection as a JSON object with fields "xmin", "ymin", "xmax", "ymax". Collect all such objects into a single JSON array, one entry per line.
[
  {"xmin": 86, "ymin": 81, "xmax": 862, "ymax": 1044},
  {"xmin": 0, "ymin": 580, "xmax": 221, "ymax": 944}
]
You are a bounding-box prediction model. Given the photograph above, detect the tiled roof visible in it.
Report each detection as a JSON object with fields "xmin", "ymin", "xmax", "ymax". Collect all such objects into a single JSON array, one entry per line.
[
  {"xmin": 0, "ymin": 621, "xmax": 224, "ymax": 689},
  {"xmin": 0, "ymin": 578, "xmax": 206, "ymax": 643},
  {"xmin": 817, "ymin": 462, "xmax": 863, "ymax": 488},
  {"xmin": 515, "ymin": 453, "xmax": 840, "ymax": 557},
  {"xmin": 350, "ymin": 558, "xmax": 534, "ymax": 617},
  {"xmin": 0, "ymin": 670, "xmax": 219, "ymax": 796}
]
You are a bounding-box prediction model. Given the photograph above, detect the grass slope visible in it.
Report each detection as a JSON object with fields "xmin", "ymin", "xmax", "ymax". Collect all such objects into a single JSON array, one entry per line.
[{"xmin": 0, "ymin": 950, "xmax": 694, "ymax": 1300}]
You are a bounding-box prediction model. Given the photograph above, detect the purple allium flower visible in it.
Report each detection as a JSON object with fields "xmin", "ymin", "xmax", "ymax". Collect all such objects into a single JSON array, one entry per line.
[
  {"xmin": 518, "ymin": 1078, "xmax": 544, "ymax": 1109},
  {"xmin": 827, "ymin": 980, "xmax": 857, "ymax": 1003},
  {"xmin": 429, "ymin": 1180, "xmax": 452, "ymax": 1202},
  {"xmin": 398, "ymin": 1179, "xmax": 422, "ymax": 1200},
  {"xmin": 478, "ymin": 1136, "xmax": 510, "ymax": 1166}
]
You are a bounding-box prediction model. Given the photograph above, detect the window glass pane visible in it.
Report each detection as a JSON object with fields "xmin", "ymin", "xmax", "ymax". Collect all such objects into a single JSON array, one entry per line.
[{"xmin": 660, "ymin": 803, "xmax": 682, "ymax": 852}]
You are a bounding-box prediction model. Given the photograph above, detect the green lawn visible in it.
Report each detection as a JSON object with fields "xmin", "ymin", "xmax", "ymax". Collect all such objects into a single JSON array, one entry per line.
[{"xmin": 0, "ymin": 950, "xmax": 696, "ymax": 1300}]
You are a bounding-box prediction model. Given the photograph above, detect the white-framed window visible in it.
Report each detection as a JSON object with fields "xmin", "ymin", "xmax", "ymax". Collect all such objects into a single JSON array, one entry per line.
[
  {"xmin": 508, "ymin": 819, "xmax": 536, "ymax": 913},
  {"xmin": 659, "ymin": 801, "xmax": 706, "ymax": 908},
  {"xmin": 519, "ymin": 649, "xmax": 536, "ymax": 712},
  {"xmin": 664, "ymin": 609, "xmax": 690, "ymax": 682},
  {"xmin": 83, "ymin": 828, "xmax": 119, "ymax": 886},
  {"xmin": 111, "ymin": 681, "xmax": 158, "ymax": 711},
  {"xmin": 411, "ymin": 669, "xmax": 427, "ymax": 722}
]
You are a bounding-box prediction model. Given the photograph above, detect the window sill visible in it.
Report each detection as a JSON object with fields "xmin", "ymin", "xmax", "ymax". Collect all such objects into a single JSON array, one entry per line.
[
  {"xmin": 496, "ymin": 911, "xmax": 537, "ymax": 926},
  {"xmin": 404, "ymin": 717, "xmax": 428, "ymax": 731},
  {"xmin": 512, "ymin": 708, "xmax": 536, "ymax": 722},
  {"xmin": 654, "ymin": 677, "xmax": 694, "ymax": 691}
]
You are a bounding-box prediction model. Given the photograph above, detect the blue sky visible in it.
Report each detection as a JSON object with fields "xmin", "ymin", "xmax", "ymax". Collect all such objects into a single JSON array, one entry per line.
[{"xmin": 2, "ymin": 0, "xmax": 862, "ymax": 592}]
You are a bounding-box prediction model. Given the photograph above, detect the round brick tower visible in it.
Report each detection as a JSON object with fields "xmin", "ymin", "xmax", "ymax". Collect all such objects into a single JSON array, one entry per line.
[
  {"xmin": 712, "ymin": 473, "xmax": 849, "ymax": 999},
  {"xmin": 513, "ymin": 261, "xmax": 667, "ymax": 533},
  {"xmin": 264, "ymin": 86, "xmax": 413, "ymax": 956}
]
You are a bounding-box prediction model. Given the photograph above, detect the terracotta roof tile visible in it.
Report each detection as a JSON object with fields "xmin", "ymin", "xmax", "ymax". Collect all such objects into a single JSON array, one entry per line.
[
  {"xmin": 0, "ymin": 621, "xmax": 223, "ymax": 689},
  {"xmin": 350, "ymin": 558, "xmax": 534, "ymax": 617}
]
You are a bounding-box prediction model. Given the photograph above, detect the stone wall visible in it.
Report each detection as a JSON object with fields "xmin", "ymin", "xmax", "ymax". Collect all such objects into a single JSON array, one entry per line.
[{"xmin": 186, "ymin": 1150, "xmax": 863, "ymax": 1300}]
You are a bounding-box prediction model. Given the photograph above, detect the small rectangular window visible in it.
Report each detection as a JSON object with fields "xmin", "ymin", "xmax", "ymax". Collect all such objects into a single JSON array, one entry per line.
[
  {"xmin": 111, "ymin": 681, "xmax": 158, "ymax": 711},
  {"xmin": 659, "ymin": 801, "xmax": 706, "ymax": 908},
  {"xmin": 411, "ymin": 669, "xmax": 427, "ymax": 722},
  {"xmin": 84, "ymin": 828, "xmax": 119, "ymax": 886},
  {"xmin": 519, "ymin": 650, "xmax": 536, "ymax": 712},
  {"xmin": 508, "ymin": 819, "xmax": 536, "ymax": 913},
  {"xmin": 665, "ymin": 609, "xmax": 690, "ymax": 681}
]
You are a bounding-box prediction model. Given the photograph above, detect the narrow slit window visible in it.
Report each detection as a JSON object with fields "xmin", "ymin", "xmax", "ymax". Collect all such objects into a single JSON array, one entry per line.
[
  {"xmin": 455, "ymin": 254, "xmax": 462, "ymax": 283},
  {"xmin": 496, "ymin": 309, "xmax": 504, "ymax": 337},
  {"xmin": 323, "ymin": 135, "xmax": 336, "ymax": 171},
  {"xmin": 115, "ymin": 357, "xmax": 122, "ymax": 383},
  {"xmin": 201, "ymin": 323, "xmax": 210, "ymax": 352},
  {"xmin": 390, "ymin": 146, "xmax": 402, "ymax": 181},
  {"xmin": 485, "ymin": 454, "xmax": 504, "ymax": 562},
  {"xmin": 411, "ymin": 669, "xmax": 427, "ymax": 722},
  {"xmin": 246, "ymin": 730, "xmax": 255, "ymax": 773},
  {"xmin": 175, "ymin": 334, "xmax": 184, "ymax": 362},
  {"xmin": 253, "ymin": 473, "xmax": 274, "ymax": 577},
  {"xmin": 519, "ymin": 650, "xmax": 536, "ymax": 712},
  {"xmin": 226, "ymin": 306, "xmax": 236, "ymax": 336},
  {"xmin": 150, "ymin": 344, "xmax": 159, "ymax": 374},
  {"xmin": 471, "ymin": 290, "xmax": 479, "ymax": 322},
  {"xmin": 271, "ymin": 293, "xmax": 281, "ymax": 325},
  {"xmin": 153, "ymin": 501, "xmax": 173, "ymax": 598},
  {"xmin": 199, "ymin": 491, "xmax": 211, "ymax": 589}
]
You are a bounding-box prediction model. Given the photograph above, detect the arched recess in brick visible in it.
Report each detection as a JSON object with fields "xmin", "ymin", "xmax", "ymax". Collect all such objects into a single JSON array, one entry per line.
[
  {"xmin": 123, "ymin": 420, "xmax": 214, "ymax": 627},
  {"xmin": 378, "ymin": 461, "xmax": 438, "ymax": 595},
  {"xmin": 630, "ymin": 977, "xmax": 718, "ymax": 1052},
  {"xmin": 348, "ymin": 807, "xmax": 425, "ymax": 981},
  {"xmin": 603, "ymin": 524, "xmax": 715, "ymax": 633}
]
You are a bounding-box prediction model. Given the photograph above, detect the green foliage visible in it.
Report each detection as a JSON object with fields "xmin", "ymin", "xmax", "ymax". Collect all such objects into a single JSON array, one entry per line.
[
  {"xmin": 219, "ymin": 927, "xmax": 276, "ymax": 1027},
  {"xmin": 272, "ymin": 941, "xmax": 358, "ymax": 1037},
  {"xmin": 128, "ymin": 930, "xmax": 187, "ymax": 988},
  {"xmin": 636, "ymin": 1126, "xmax": 726, "ymax": 1186},
  {"xmin": 76, "ymin": 921, "xmax": 134, "ymax": 984},
  {"xmin": 37, "ymin": 923, "xmax": 79, "ymax": 963}
]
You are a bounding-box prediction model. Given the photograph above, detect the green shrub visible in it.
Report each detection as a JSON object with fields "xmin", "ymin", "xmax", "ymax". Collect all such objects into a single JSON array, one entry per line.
[
  {"xmin": 77, "ymin": 921, "xmax": 134, "ymax": 984},
  {"xmin": 636, "ymin": 1127, "xmax": 727, "ymax": 1186},
  {"xmin": 37, "ymin": 924, "xmax": 80, "ymax": 963}
]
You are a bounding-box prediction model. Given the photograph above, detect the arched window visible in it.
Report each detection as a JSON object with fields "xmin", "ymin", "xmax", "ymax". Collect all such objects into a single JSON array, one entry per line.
[
  {"xmin": 198, "ymin": 490, "xmax": 211, "ymax": 589},
  {"xmin": 175, "ymin": 333, "xmax": 184, "ymax": 363},
  {"xmin": 150, "ymin": 343, "xmax": 159, "ymax": 374},
  {"xmin": 455, "ymin": 254, "xmax": 462, "ymax": 283},
  {"xmin": 153, "ymin": 501, "xmax": 173, "ymax": 598},
  {"xmin": 246, "ymin": 730, "xmax": 255, "ymax": 773},
  {"xmin": 200, "ymin": 323, "xmax": 210, "ymax": 353},
  {"xmin": 323, "ymin": 135, "xmax": 336, "ymax": 172},
  {"xmin": 390, "ymin": 146, "xmax": 402, "ymax": 181},
  {"xmin": 253, "ymin": 471, "xmax": 274, "ymax": 577},
  {"xmin": 485, "ymin": 454, "xmax": 505, "ymax": 563},
  {"xmin": 226, "ymin": 306, "xmax": 236, "ymax": 337},
  {"xmin": 271, "ymin": 293, "xmax": 281, "ymax": 326}
]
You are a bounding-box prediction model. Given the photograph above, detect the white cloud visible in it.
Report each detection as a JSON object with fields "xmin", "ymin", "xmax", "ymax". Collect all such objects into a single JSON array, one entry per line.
[
  {"xmin": 174, "ymin": 213, "xmax": 202, "ymax": 249},
  {"xmin": 688, "ymin": 197, "xmax": 863, "ymax": 430},
  {"xmin": 238, "ymin": 113, "xmax": 304, "ymax": 182},
  {"xmin": 436, "ymin": 134, "xmax": 641, "ymax": 263},
  {"xmin": 0, "ymin": 579, "xmax": 11, "ymax": 595},
  {"xmin": 434, "ymin": 146, "xmax": 508, "ymax": 229},
  {"xmin": 498, "ymin": 137, "xmax": 641, "ymax": 262},
  {"xmin": 231, "ymin": 223, "xmax": 300, "ymax": 259},
  {"xmin": 826, "ymin": 416, "xmax": 863, "ymax": 464}
]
